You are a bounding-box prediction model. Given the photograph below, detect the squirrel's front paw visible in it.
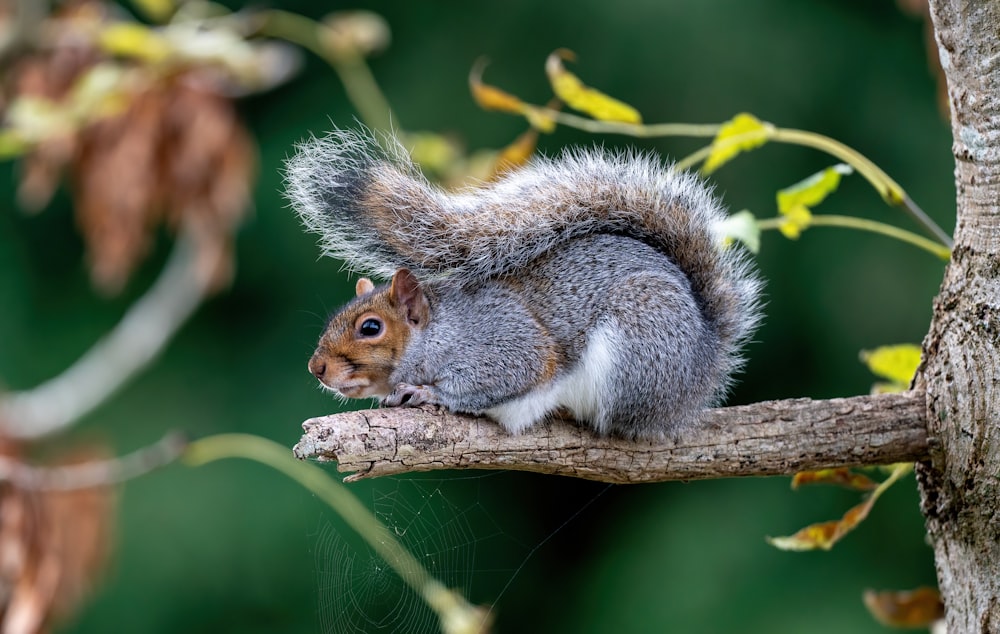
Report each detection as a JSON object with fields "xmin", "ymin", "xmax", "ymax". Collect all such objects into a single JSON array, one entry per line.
[{"xmin": 381, "ymin": 383, "xmax": 437, "ymax": 408}]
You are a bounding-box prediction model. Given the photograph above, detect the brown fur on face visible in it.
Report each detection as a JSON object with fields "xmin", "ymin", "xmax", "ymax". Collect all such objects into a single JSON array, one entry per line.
[{"xmin": 307, "ymin": 270, "xmax": 427, "ymax": 399}]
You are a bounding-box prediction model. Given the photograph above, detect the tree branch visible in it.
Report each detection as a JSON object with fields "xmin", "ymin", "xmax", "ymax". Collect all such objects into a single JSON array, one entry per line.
[
  {"xmin": 0, "ymin": 432, "xmax": 188, "ymax": 490},
  {"xmin": 0, "ymin": 230, "xmax": 216, "ymax": 440},
  {"xmin": 295, "ymin": 390, "xmax": 930, "ymax": 483}
]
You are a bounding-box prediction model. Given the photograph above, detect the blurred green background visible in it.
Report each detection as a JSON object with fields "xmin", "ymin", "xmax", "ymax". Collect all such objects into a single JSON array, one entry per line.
[{"xmin": 0, "ymin": 0, "xmax": 951, "ymax": 632}]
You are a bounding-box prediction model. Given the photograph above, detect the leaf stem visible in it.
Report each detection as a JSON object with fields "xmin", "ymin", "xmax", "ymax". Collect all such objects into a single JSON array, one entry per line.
[
  {"xmin": 757, "ymin": 214, "xmax": 951, "ymax": 260},
  {"xmin": 674, "ymin": 143, "xmax": 714, "ymax": 172},
  {"xmin": 183, "ymin": 433, "xmax": 490, "ymax": 634},
  {"xmin": 256, "ymin": 10, "xmax": 395, "ymax": 131},
  {"xmin": 770, "ymin": 129, "xmax": 953, "ymax": 249},
  {"xmin": 543, "ymin": 109, "xmax": 720, "ymax": 137},
  {"xmin": 526, "ymin": 109, "xmax": 953, "ymax": 249}
]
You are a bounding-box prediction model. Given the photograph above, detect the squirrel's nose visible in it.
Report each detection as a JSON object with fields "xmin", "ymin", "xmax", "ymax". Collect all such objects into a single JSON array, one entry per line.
[{"xmin": 308, "ymin": 357, "xmax": 326, "ymax": 380}]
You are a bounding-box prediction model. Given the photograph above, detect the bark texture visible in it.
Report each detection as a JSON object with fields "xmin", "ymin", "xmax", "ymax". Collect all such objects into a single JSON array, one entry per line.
[
  {"xmin": 296, "ymin": 392, "xmax": 929, "ymax": 483},
  {"xmin": 919, "ymin": 2, "xmax": 1000, "ymax": 631}
]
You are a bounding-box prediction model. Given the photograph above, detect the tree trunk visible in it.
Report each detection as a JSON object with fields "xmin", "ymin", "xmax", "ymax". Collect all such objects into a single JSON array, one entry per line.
[{"xmin": 918, "ymin": 1, "xmax": 1000, "ymax": 631}]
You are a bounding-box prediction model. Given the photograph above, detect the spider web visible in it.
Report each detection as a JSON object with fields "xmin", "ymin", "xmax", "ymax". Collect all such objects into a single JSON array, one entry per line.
[{"xmin": 312, "ymin": 473, "xmax": 526, "ymax": 634}]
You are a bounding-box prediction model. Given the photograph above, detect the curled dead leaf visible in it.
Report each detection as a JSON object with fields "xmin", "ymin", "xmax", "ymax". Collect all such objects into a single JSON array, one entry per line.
[
  {"xmin": 791, "ymin": 468, "xmax": 878, "ymax": 491},
  {"xmin": 767, "ymin": 499, "xmax": 874, "ymax": 551},
  {"xmin": 74, "ymin": 86, "xmax": 166, "ymax": 294},
  {"xmin": 491, "ymin": 128, "xmax": 539, "ymax": 177},
  {"xmin": 0, "ymin": 443, "xmax": 115, "ymax": 634},
  {"xmin": 863, "ymin": 587, "xmax": 944, "ymax": 628},
  {"xmin": 469, "ymin": 58, "xmax": 528, "ymax": 115},
  {"xmin": 769, "ymin": 464, "xmax": 912, "ymax": 552}
]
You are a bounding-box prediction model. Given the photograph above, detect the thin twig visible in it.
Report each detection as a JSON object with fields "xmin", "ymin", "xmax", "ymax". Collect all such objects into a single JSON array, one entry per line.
[
  {"xmin": 0, "ymin": 432, "xmax": 188, "ymax": 490},
  {"xmin": 515, "ymin": 107, "xmax": 954, "ymax": 249},
  {"xmin": 757, "ymin": 214, "xmax": 952, "ymax": 259},
  {"xmin": 257, "ymin": 9, "xmax": 396, "ymax": 131},
  {"xmin": 0, "ymin": 231, "xmax": 214, "ymax": 440},
  {"xmin": 184, "ymin": 433, "xmax": 493, "ymax": 634}
]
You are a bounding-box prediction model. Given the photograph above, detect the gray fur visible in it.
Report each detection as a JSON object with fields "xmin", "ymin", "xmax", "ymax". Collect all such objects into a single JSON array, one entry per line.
[{"xmin": 285, "ymin": 128, "xmax": 762, "ymax": 438}]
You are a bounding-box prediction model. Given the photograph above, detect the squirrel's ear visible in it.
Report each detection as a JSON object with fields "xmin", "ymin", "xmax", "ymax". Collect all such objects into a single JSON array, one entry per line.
[
  {"xmin": 390, "ymin": 269, "xmax": 429, "ymax": 327},
  {"xmin": 355, "ymin": 278, "xmax": 375, "ymax": 296}
]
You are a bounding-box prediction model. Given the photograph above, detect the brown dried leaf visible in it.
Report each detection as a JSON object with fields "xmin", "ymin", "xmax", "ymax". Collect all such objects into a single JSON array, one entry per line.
[
  {"xmin": 791, "ymin": 468, "xmax": 878, "ymax": 491},
  {"xmin": 7, "ymin": 6, "xmax": 253, "ymax": 294},
  {"xmin": 9, "ymin": 45, "xmax": 98, "ymax": 213},
  {"xmin": 16, "ymin": 138, "xmax": 75, "ymax": 213},
  {"xmin": 769, "ymin": 464, "xmax": 912, "ymax": 551},
  {"xmin": 74, "ymin": 86, "xmax": 166, "ymax": 294},
  {"xmin": 0, "ymin": 444, "xmax": 115, "ymax": 634},
  {"xmin": 38, "ymin": 483, "xmax": 115, "ymax": 621},
  {"xmin": 767, "ymin": 497, "xmax": 874, "ymax": 551},
  {"xmin": 160, "ymin": 79, "xmax": 254, "ymax": 290},
  {"xmin": 489, "ymin": 129, "xmax": 539, "ymax": 178},
  {"xmin": 863, "ymin": 587, "xmax": 944, "ymax": 628}
]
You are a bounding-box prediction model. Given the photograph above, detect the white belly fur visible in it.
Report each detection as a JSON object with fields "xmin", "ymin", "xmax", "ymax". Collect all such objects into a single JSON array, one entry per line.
[{"xmin": 487, "ymin": 325, "xmax": 618, "ymax": 434}]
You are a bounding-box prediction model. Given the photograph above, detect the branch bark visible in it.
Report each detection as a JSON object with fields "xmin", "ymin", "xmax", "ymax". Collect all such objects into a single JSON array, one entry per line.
[{"xmin": 296, "ymin": 391, "xmax": 930, "ymax": 483}]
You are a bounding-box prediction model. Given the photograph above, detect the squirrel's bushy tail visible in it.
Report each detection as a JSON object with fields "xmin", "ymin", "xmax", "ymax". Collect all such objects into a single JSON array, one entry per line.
[{"xmin": 285, "ymin": 127, "xmax": 761, "ymax": 358}]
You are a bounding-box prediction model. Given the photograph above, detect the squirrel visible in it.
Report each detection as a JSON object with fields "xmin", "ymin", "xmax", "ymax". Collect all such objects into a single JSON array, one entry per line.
[{"xmin": 284, "ymin": 128, "xmax": 761, "ymax": 439}]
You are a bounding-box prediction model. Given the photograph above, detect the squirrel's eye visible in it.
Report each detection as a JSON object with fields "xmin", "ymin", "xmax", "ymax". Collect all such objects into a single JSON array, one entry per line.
[{"xmin": 359, "ymin": 318, "xmax": 383, "ymax": 337}]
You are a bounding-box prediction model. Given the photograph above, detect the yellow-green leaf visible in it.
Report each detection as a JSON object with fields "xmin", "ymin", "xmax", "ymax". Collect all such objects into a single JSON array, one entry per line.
[
  {"xmin": 545, "ymin": 49, "xmax": 641, "ymax": 124},
  {"xmin": 863, "ymin": 587, "xmax": 944, "ymax": 628},
  {"xmin": 777, "ymin": 204, "xmax": 812, "ymax": 239},
  {"xmin": 0, "ymin": 130, "xmax": 28, "ymax": 159},
  {"xmin": 870, "ymin": 381, "xmax": 906, "ymax": 395},
  {"xmin": 715, "ymin": 210, "xmax": 761, "ymax": 253},
  {"xmin": 69, "ymin": 64, "xmax": 131, "ymax": 120},
  {"xmin": 773, "ymin": 164, "xmax": 853, "ymax": 240},
  {"xmin": 405, "ymin": 132, "xmax": 461, "ymax": 178},
  {"xmin": 703, "ymin": 113, "xmax": 770, "ymax": 174},
  {"xmin": 98, "ymin": 22, "xmax": 172, "ymax": 63},
  {"xmin": 129, "ymin": 0, "xmax": 177, "ymax": 22},
  {"xmin": 860, "ymin": 344, "xmax": 922, "ymax": 386},
  {"xmin": 776, "ymin": 163, "xmax": 853, "ymax": 215},
  {"xmin": 6, "ymin": 97, "xmax": 73, "ymax": 143}
]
